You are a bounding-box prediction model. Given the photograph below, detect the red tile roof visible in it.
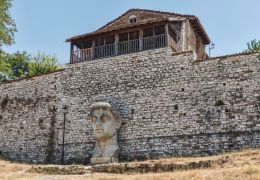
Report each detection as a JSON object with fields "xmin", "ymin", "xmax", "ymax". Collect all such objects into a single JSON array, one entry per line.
[{"xmin": 66, "ymin": 8, "xmax": 210, "ymax": 44}]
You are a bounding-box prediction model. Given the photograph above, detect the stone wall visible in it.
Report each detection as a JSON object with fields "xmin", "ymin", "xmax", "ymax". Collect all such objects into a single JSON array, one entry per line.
[
  {"xmin": 0, "ymin": 48, "xmax": 259, "ymax": 164},
  {"xmin": 186, "ymin": 20, "xmax": 207, "ymax": 59},
  {"xmin": 0, "ymin": 71, "xmax": 63, "ymax": 163}
]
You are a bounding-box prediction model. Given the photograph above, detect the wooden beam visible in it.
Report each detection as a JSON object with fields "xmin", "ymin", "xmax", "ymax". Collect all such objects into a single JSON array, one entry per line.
[
  {"xmin": 91, "ymin": 39, "xmax": 95, "ymax": 59},
  {"xmin": 139, "ymin": 28, "xmax": 143, "ymax": 51},
  {"xmin": 115, "ymin": 33, "xmax": 119, "ymax": 55},
  {"xmin": 70, "ymin": 43, "xmax": 73, "ymax": 64},
  {"xmin": 165, "ymin": 23, "xmax": 169, "ymax": 47}
]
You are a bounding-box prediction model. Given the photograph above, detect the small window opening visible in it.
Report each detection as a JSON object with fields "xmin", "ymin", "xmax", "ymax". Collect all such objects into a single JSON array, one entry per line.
[{"xmin": 129, "ymin": 15, "xmax": 137, "ymax": 24}]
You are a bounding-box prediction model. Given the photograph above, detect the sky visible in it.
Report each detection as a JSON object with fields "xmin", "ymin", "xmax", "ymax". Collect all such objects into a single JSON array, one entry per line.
[{"xmin": 3, "ymin": 0, "xmax": 260, "ymax": 64}]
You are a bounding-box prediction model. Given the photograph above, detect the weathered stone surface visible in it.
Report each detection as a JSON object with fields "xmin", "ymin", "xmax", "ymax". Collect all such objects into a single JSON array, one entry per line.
[
  {"xmin": 92, "ymin": 156, "xmax": 229, "ymax": 173},
  {"xmin": 91, "ymin": 157, "xmax": 118, "ymax": 165},
  {"xmin": 0, "ymin": 48, "xmax": 259, "ymax": 164}
]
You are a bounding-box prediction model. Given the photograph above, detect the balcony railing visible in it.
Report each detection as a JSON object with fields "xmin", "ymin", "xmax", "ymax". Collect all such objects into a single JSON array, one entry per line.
[
  {"xmin": 94, "ymin": 43, "xmax": 115, "ymax": 59},
  {"xmin": 143, "ymin": 34, "xmax": 166, "ymax": 50},
  {"xmin": 71, "ymin": 34, "xmax": 166, "ymax": 63},
  {"xmin": 118, "ymin": 38, "xmax": 140, "ymax": 55}
]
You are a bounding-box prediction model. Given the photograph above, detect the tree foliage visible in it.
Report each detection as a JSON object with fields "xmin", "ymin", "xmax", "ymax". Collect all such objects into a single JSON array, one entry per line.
[
  {"xmin": 0, "ymin": 0, "xmax": 61, "ymax": 82},
  {"xmin": 0, "ymin": 0, "xmax": 17, "ymax": 47},
  {"xmin": 246, "ymin": 39, "xmax": 260, "ymax": 52},
  {"xmin": 4, "ymin": 51, "xmax": 30, "ymax": 78},
  {"xmin": 29, "ymin": 52, "xmax": 60, "ymax": 76},
  {"xmin": 0, "ymin": 51, "xmax": 61, "ymax": 82},
  {"xmin": 0, "ymin": 56, "xmax": 12, "ymax": 81}
]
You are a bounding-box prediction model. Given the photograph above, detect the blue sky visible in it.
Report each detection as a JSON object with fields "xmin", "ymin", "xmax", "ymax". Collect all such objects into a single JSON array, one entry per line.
[{"xmin": 3, "ymin": 0, "xmax": 260, "ymax": 64}]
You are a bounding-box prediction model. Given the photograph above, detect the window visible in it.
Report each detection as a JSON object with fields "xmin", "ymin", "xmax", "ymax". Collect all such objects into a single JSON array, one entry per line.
[
  {"xmin": 118, "ymin": 30, "xmax": 140, "ymax": 54},
  {"xmin": 129, "ymin": 31, "xmax": 139, "ymax": 40},
  {"xmin": 82, "ymin": 40, "xmax": 92, "ymax": 49},
  {"xmin": 119, "ymin": 33, "xmax": 128, "ymax": 42},
  {"xmin": 129, "ymin": 15, "xmax": 137, "ymax": 24},
  {"xmin": 119, "ymin": 31, "xmax": 139, "ymax": 42},
  {"xmin": 143, "ymin": 28, "xmax": 153, "ymax": 38},
  {"xmin": 143, "ymin": 26, "xmax": 165, "ymax": 38},
  {"xmin": 154, "ymin": 25, "xmax": 165, "ymax": 35},
  {"xmin": 95, "ymin": 36, "xmax": 115, "ymax": 46},
  {"xmin": 105, "ymin": 35, "xmax": 114, "ymax": 45},
  {"xmin": 95, "ymin": 37, "xmax": 104, "ymax": 47}
]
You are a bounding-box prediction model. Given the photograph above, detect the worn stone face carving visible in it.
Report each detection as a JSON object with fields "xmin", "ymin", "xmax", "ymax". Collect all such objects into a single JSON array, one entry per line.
[{"xmin": 90, "ymin": 102, "xmax": 121, "ymax": 164}]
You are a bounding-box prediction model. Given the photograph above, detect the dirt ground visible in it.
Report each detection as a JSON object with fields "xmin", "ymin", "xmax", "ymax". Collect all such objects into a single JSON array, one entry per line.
[{"xmin": 0, "ymin": 149, "xmax": 259, "ymax": 180}]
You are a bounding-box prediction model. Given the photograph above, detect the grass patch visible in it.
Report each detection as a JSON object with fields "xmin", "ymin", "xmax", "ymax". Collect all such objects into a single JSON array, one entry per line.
[
  {"xmin": 0, "ymin": 148, "xmax": 259, "ymax": 180},
  {"xmin": 28, "ymin": 165, "xmax": 89, "ymax": 175},
  {"xmin": 244, "ymin": 165, "xmax": 258, "ymax": 175}
]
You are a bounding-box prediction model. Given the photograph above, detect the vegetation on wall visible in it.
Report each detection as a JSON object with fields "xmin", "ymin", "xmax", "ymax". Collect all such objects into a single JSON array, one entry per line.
[
  {"xmin": 246, "ymin": 39, "xmax": 260, "ymax": 52},
  {"xmin": 0, "ymin": 0, "xmax": 61, "ymax": 82},
  {"xmin": 29, "ymin": 53, "xmax": 60, "ymax": 77}
]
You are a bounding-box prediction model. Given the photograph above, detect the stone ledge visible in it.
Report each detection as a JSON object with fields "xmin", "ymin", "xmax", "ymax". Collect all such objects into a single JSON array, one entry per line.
[
  {"xmin": 92, "ymin": 156, "xmax": 229, "ymax": 173},
  {"xmin": 91, "ymin": 157, "xmax": 118, "ymax": 165}
]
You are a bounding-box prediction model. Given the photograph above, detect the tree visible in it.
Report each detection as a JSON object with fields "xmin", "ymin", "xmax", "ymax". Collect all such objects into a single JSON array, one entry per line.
[
  {"xmin": 28, "ymin": 52, "xmax": 60, "ymax": 76},
  {"xmin": 246, "ymin": 39, "xmax": 260, "ymax": 52},
  {"xmin": 0, "ymin": 50, "xmax": 11, "ymax": 81},
  {"xmin": 0, "ymin": 58, "xmax": 12, "ymax": 81},
  {"xmin": 0, "ymin": 51, "xmax": 61, "ymax": 82},
  {"xmin": 0, "ymin": 1, "xmax": 61, "ymax": 82},
  {"xmin": 0, "ymin": 51, "xmax": 29, "ymax": 80},
  {"xmin": 4, "ymin": 51, "xmax": 30, "ymax": 77},
  {"xmin": 0, "ymin": 0, "xmax": 17, "ymax": 47}
]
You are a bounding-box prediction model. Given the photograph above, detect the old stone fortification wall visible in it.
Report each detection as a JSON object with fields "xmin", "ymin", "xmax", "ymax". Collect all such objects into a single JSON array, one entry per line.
[
  {"xmin": 0, "ymin": 70, "xmax": 63, "ymax": 163},
  {"xmin": 0, "ymin": 48, "xmax": 259, "ymax": 164}
]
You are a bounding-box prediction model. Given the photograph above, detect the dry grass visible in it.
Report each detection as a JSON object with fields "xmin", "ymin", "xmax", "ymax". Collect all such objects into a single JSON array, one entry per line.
[{"xmin": 0, "ymin": 149, "xmax": 259, "ymax": 180}]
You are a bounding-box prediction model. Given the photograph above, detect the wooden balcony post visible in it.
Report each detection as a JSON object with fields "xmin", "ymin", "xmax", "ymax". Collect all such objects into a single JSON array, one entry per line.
[
  {"xmin": 91, "ymin": 39, "xmax": 95, "ymax": 59},
  {"xmin": 81, "ymin": 40, "xmax": 84, "ymax": 61},
  {"xmin": 165, "ymin": 23, "xmax": 169, "ymax": 47},
  {"xmin": 115, "ymin": 33, "xmax": 119, "ymax": 55},
  {"xmin": 139, "ymin": 29, "xmax": 143, "ymax": 51},
  {"xmin": 70, "ymin": 43, "xmax": 73, "ymax": 64}
]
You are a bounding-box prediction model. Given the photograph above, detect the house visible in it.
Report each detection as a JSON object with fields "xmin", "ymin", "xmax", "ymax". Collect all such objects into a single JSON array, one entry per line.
[{"xmin": 66, "ymin": 9, "xmax": 211, "ymax": 63}]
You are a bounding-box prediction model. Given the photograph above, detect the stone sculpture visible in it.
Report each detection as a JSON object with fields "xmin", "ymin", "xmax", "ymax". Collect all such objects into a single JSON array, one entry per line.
[{"xmin": 90, "ymin": 102, "xmax": 122, "ymax": 164}]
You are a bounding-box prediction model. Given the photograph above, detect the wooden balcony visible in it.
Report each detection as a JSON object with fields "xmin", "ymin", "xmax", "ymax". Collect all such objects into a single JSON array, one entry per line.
[{"xmin": 71, "ymin": 34, "xmax": 167, "ymax": 63}]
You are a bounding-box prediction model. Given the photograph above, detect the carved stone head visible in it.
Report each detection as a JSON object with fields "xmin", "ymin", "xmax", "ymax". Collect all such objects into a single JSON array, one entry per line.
[
  {"xmin": 90, "ymin": 102, "xmax": 122, "ymax": 164},
  {"xmin": 90, "ymin": 102, "xmax": 121, "ymax": 141}
]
